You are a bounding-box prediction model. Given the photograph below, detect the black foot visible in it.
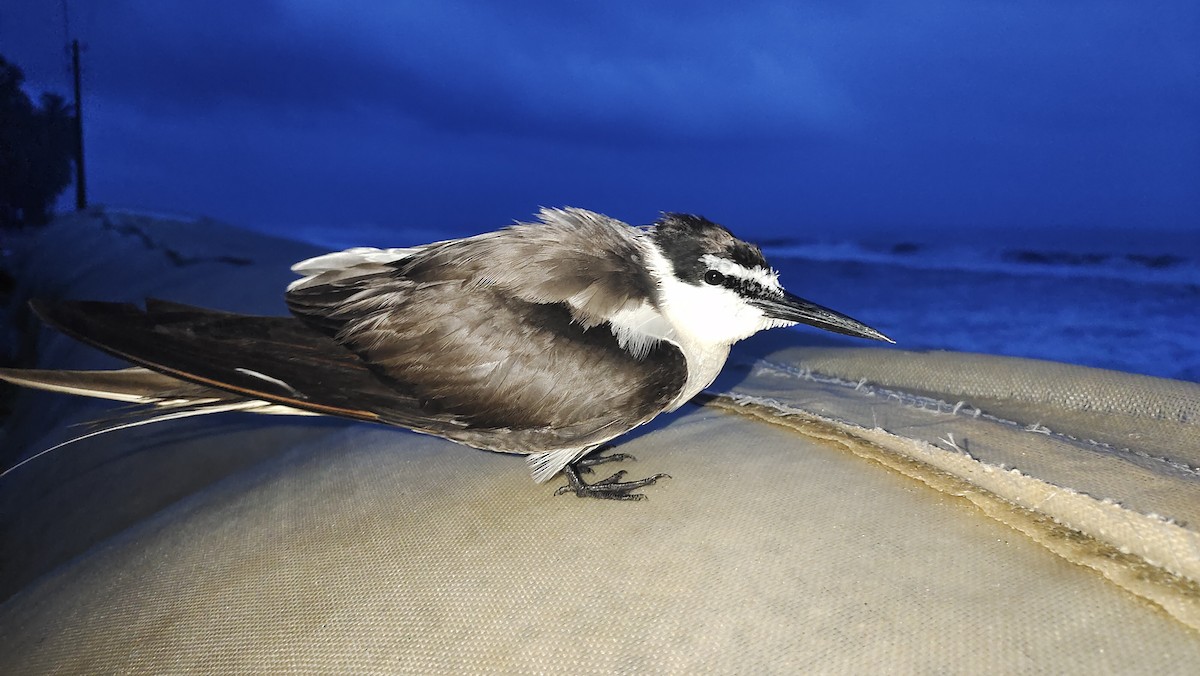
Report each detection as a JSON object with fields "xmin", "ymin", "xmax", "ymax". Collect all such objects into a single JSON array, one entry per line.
[
  {"xmin": 554, "ymin": 453, "xmax": 669, "ymax": 501},
  {"xmin": 572, "ymin": 446, "xmax": 636, "ymax": 474}
]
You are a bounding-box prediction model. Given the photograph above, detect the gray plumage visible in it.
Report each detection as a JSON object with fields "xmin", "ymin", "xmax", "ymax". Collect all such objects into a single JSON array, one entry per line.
[{"xmin": 285, "ymin": 208, "xmax": 691, "ymax": 479}]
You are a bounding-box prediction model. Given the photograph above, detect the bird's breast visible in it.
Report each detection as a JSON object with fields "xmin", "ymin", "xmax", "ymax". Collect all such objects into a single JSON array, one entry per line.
[{"xmin": 665, "ymin": 340, "xmax": 732, "ymax": 411}]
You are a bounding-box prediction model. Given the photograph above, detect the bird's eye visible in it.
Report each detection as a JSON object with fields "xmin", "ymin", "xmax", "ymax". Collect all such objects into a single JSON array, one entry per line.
[{"xmin": 703, "ymin": 270, "xmax": 725, "ymax": 285}]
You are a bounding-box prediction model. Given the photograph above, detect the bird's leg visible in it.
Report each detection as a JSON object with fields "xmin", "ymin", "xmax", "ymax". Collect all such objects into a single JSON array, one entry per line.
[
  {"xmin": 554, "ymin": 449, "xmax": 669, "ymax": 500},
  {"xmin": 571, "ymin": 445, "xmax": 636, "ymax": 474}
]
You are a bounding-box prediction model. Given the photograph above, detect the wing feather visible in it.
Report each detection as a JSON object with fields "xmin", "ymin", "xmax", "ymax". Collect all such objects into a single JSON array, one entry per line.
[
  {"xmin": 289, "ymin": 208, "xmax": 661, "ymax": 330},
  {"xmin": 284, "ymin": 208, "xmax": 687, "ymax": 447},
  {"xmin": 30, "ymin": 299, "xmax": 449, "ymax": 428}
]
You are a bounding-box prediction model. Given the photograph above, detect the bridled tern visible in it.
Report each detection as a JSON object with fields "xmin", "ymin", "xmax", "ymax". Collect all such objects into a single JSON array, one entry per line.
[{"xmin": 0, "ymin": 208, "xmax": 891, "ymax": 499}]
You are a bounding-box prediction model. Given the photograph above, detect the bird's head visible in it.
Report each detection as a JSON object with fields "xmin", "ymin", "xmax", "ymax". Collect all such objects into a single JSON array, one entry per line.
[{"xmin": 648, "ymin": 213, "xmax": 893, "ymax": 346}]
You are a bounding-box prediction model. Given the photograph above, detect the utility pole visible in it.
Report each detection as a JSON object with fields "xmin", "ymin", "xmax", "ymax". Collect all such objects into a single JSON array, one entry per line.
[{"xmin": 71, "ymin": 38, "xmax": 87, "ymax": 211}]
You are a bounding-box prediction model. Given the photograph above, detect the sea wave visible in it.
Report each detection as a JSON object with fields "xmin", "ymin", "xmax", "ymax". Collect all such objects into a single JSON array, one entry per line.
[{"xmin": 764, "ymin": 239, "xmax": 1200, "ymax": 287}]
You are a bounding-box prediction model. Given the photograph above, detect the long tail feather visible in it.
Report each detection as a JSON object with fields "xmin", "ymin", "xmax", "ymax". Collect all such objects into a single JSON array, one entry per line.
[
  {"xmin": 0, "ymin": 367, "xmax": 319, "ymax": 479},
  {"xmin": 0, "ymin": 366, "xmax": 188, "ymax": 403},
  {"xmin": 0, "ymin": 399, "xmax": 310, "ymax": 480}
]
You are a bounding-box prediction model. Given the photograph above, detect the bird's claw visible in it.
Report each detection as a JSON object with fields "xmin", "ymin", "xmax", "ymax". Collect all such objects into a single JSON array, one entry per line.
[{"xmin": 555, "ymin": 455, "xmax": 669, "ymax": 500}]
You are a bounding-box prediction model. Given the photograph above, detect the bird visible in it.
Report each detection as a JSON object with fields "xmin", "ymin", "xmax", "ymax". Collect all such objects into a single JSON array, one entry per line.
[{"xmin": 0, "ymin": 208, "xmax": 892, "ymax": 499}]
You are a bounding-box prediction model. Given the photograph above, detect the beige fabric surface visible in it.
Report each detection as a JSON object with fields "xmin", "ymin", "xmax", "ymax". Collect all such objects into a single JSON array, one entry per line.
[
  {"xmin": 1, "ymin": 211, "xmax": 1198, "ymax": 673},
  {"xmin": 709, "ymin": 348, "xmax": 1200, "ymax": 630}
]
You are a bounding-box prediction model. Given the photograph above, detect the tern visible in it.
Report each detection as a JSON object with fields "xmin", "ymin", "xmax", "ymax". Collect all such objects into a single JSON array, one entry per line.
[{"xmin": 0, "ymin": 208, "xmax": 891, "ymax": 499}]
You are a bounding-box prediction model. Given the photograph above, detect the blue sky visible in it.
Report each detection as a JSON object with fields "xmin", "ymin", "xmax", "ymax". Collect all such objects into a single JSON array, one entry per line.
[{"xmin": 3, "ymin": 1, "xmax": 1197, "ymax": 241}]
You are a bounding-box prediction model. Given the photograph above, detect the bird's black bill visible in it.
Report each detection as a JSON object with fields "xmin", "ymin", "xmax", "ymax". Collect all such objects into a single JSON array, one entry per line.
[{"xmin": 751, "ymin": 291, "xmax": 894, "ymax": 343}]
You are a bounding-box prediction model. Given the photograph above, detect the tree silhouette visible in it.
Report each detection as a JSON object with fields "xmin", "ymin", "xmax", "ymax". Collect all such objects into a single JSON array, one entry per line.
[{"xmin": 0, "ymin": 54, "xmax": 76, "ymax": 228}]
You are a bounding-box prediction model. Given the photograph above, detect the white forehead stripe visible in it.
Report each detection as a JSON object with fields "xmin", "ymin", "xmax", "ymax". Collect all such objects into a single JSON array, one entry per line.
[{"xmin": 700, "ymin": 254, "xmax": 781, "ymax": 290}]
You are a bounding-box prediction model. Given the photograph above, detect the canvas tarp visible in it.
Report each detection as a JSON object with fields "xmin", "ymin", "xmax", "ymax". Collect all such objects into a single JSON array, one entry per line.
[{"xmin": 1, "ymin": 210, "xmax": 1197, "ymax": 673}]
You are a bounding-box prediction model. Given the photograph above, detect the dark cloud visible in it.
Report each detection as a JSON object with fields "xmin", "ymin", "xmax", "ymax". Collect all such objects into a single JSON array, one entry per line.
[{"xmin": 2, "ymin": 0, "xmax": 1196, "ymax": 237}]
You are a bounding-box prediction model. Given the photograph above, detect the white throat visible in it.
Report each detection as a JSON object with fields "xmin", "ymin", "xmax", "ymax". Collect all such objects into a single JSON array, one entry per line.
[{"xmin": 608, "ymin": 238, "xmax": 780, "ymax": 409}]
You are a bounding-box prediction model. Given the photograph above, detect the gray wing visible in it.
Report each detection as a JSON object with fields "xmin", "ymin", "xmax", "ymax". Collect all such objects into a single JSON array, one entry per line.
[
  {"xmin": 286, "ymin": 208, "xmax": 686, "ymax": 453},
  {"xmin": 28, "ymin": 299, "xmax": 462, "ymax": 429}
]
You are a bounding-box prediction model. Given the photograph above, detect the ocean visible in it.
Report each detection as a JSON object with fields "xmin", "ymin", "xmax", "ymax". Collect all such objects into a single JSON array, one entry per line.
[
  {"xmin": 249, "ymin": 220, "xmax": 1200, "ymax": 384},
  {"xmin": 765, "ymin": 226, "xmax": 1200, "ymax": 383}
]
